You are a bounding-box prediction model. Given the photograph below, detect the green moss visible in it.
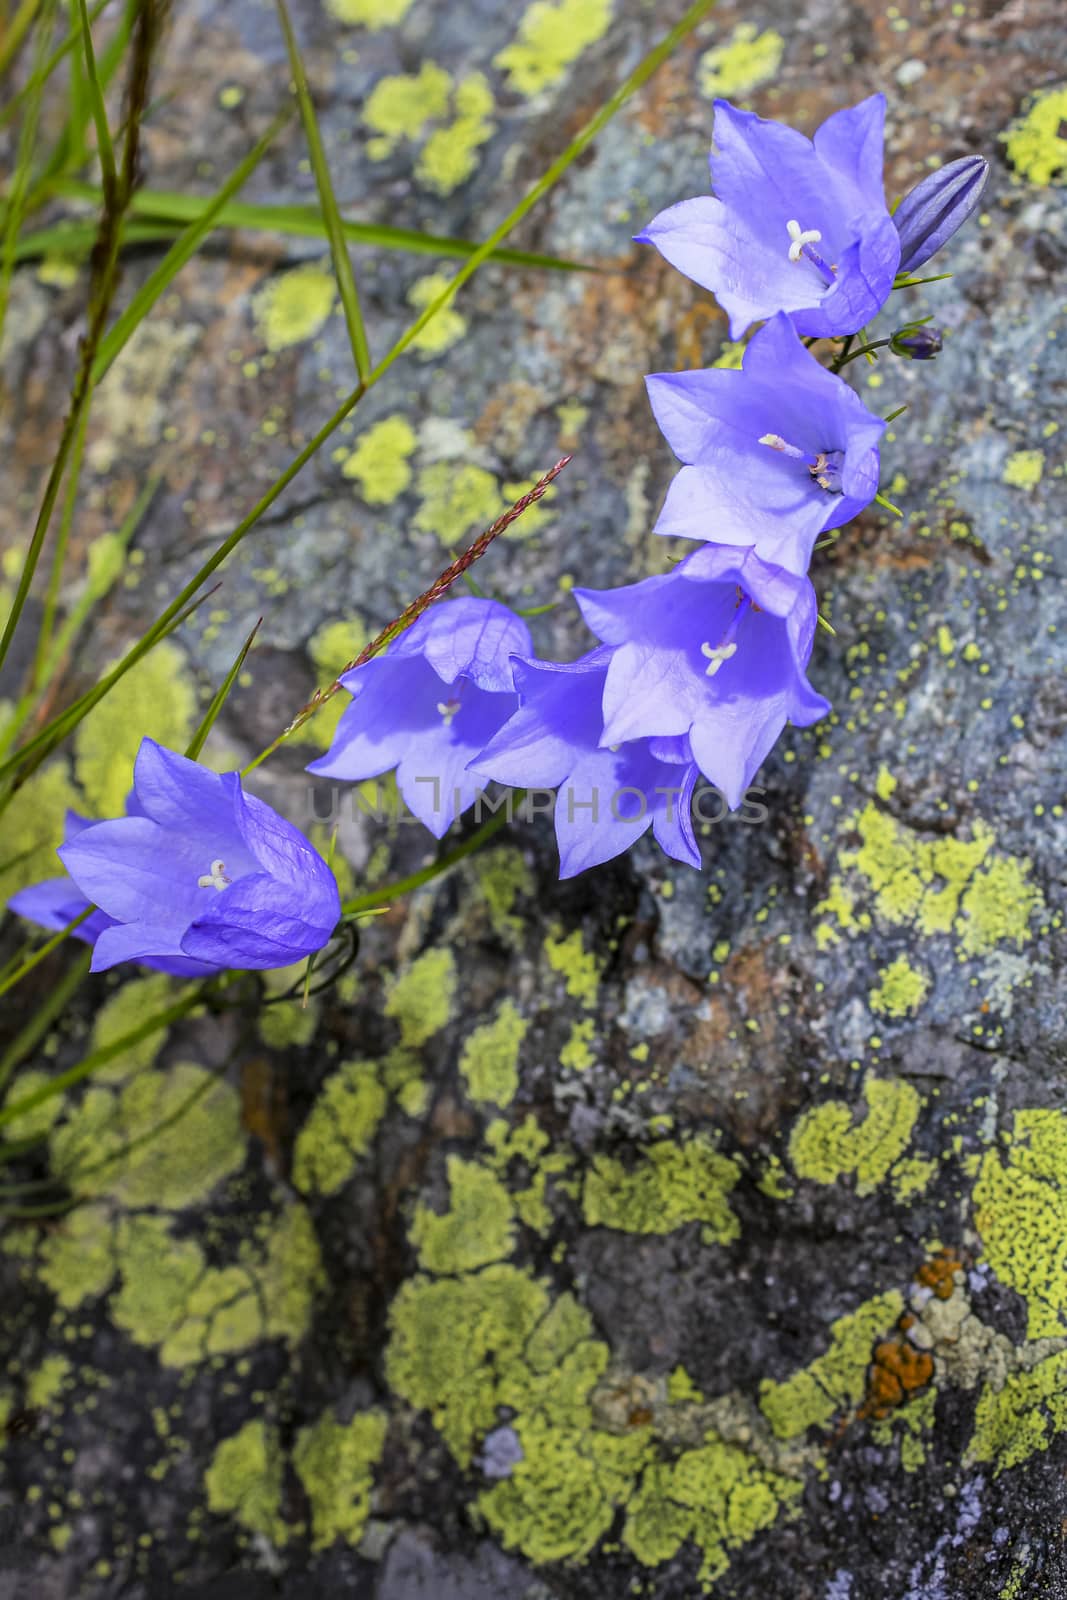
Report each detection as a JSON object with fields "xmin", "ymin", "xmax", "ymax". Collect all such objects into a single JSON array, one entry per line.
[
  {"xmin": 326, "ymin": 0, "xmax": 415, "ymax": 24},
  {"xmin": 583, "ymin": 1136, "xmax": 741, "ymax": 1244},
  {"xmin": 413, "ymin": 460, "xmax": 504, "ymax": 546},
  {"xmin": 92, "ymin": 975, "xmax": 175, "ymax": 1082},
  {"xmin": 967, "ymin": 1350, "xmax": 1067, "ymax": 1472},
  {"xmin": 416, "ymin": 72, "xmax": 495, "ymax": 196},
  {"xmin": 385, "ymin": 948, "xmax": 456, "ymax": 1046},
  {"xmin": 973, "ymin": 1109, "xmax": 1067, "ymax": 1339},
  {"xmin": 293, "ymin": 1060, "xmax": 387, "ymax": 1195},
  {"xmin": 472, "ymin": 845, "xmax": 532, "ymax": 944},
  {"xmin": 74, "ymin": 641, "xmax": 196, "ymax": 816},
  {"xmin": 26, "ymin": 1355, "xmax": 71, "ymax": 1409},
  {"xmin": 1002, "ymin": 448, "xmax": 1045, "ymax": 490},
  {"xmin": 544, "ymin": 928, "xmax": 599, "ymax": 1007},
  {"xmin": 788, "ymin": 1076, "xmax": 922, "ymax": 1195},
  {"xmin": 205, "ymin": 1420, "xmax": 287, "ymax": 1543},
  {"xmin": 698, "ymin": 23, "xmax": 784, "ymax": 100},
  {"xmin": 1001, "ymin": 86, "xmax": 1067, "ymax": 186},
  {"xmin": 494, "ymin": 0, "xmax": 613, "ymax": 98},
  {"xmin": 411, "ymin": 1157, "xmax": 516, "ymax": 1273},
  {"xmin": 292, "ymin": 1408, "xmax": 388, "ymax": 1549},
  {"xmin": 363, "ymin": 63, "xmax": 452, "ymax": 157},
  {"xmin": 623, "ymin": 1436, "xmax": 803, "ymax": 1584},
  {"xmin": 869, "ymin": 956, "xmax": 929, "ymax": 1018},
  {"xmin": 252, "ymin": 263, "xmax": 335, "ymax": 351},
  {"xmin": 342, "ymin": 414, "xmax": 417, "ymax": 504},
  {"xmin": 0, "ymin": 761, "xmax": 82, "ymax": 905},
  {"xmin": 407, "ymin": 272, "xmax": 467, "ymax": 357},
  {"xmin": 459, "ymin": 1001, "xmax": 528, "ymax": 1107},
  {"xmin": 38, "ymin": 1204, "xmax": 116, "ymax": 1309},
  {"xmin": 759, "ymin": 1291, "xmax": 904, "ymax": 1440}
]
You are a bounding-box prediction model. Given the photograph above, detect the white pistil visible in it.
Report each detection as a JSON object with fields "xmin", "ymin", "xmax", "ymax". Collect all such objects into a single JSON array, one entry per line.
[
  {"xmin": 700, "ymin": 640, "xmax": 738, "ymax": 678},
  {"xmin": 786, "ymin": 218, "xmax": 822, "ymax": 262},
  {"xmin": 437, "ymin": 699, "xmax": 460, "ymax": 727},
  {"xmin": 197, "ymin": 858, "xmax": 231, "ymax": 891},
  {"xmin": 758, "ymin": 432, "xmax": 806, "ymax": 461}
]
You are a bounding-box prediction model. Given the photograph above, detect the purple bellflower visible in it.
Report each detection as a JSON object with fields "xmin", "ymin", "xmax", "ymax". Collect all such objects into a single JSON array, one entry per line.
[
  {"xmin": 646, "ymin": 312, "xmax": 885, "ymax": 574},
  {"xmin": 472, "ymin": 649, "xmax": 700, "ymax": 879},
  {"xmin": 307, "ymin": 598, "xmax": 532, "ymax": 838},
  {"xmin": 575, "ymin": 546, "xmax": 830, "ymax": 809},
  {"xmin": 892, "ymin": 155, "xmax": 989, "ymax": 275},
  {"xmin": 8, "ymin": 809, "xmax": 217, "ymax": 978},
  {"xmin": 55, "ymin": 739, "xmax": 341, "ymax": 974},
  {"xmin": 638, "ymin": 96, "xmax": 901, "ymax": 339}
]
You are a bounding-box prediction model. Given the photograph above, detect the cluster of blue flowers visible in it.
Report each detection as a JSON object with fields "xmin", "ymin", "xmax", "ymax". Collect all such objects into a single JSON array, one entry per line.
[{"xmin": 8, "ymin": 96, "xmax": 986, "ymax": 974}]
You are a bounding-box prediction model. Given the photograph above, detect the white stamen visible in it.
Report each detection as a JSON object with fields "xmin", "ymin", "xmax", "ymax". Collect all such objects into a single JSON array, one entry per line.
[
  {"xmin": 786, "ymin": 218, "xmax": 822, "ymax": 262},
  {"xmin": 759, "ymin": 433, "xmax": 788, "ymax": 451},
  {"xmin": 700, "ymin": 640, "xmax": 738, "ymax": 678},
  {"xmin": 437, "ymin": 699, "xmax": 460, "ymax": 727},
  {"xmin": 197, "ymin": 857, "xmax": 231, "ymax": 891}
]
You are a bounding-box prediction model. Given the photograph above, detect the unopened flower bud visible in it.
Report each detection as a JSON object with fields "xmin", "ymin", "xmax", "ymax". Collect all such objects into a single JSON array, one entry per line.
[
  {"xmin": 890, "ymin": 325, "xmax": 944, "ymax": 360},
  {"xmin": 893, "ymin": 155, "xmax": 989, "ymax": 274}
]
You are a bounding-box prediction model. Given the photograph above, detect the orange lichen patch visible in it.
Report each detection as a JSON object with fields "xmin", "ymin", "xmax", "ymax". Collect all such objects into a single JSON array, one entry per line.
[
  {"xmin": 673, "ymin": 301, "xmax": 724, "ymax": 370},
  {"xmin": 915, "ymin": 1249, "xmax": 963, "ymax": 1301},
  {"xmin": 860, "ymin": 1337, "xmax": 935, "ymax": 1421}
]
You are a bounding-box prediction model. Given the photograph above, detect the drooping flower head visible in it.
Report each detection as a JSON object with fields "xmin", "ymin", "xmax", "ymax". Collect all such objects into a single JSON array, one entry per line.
[
  {"xmin": 647, "ymin": 312, "xmax": 886, "ymax": 574},
  {"xmin": 472, "ymin": 649, "xmax": 700, "ymax": 879},
  {"xmin": 55, "ymin": 739, "xmax": 340, "ymax": 974},
  {"xmin": 892, "ymin": 155, "xmax": 988, "ymax": 274},
  {"xmin": 575, "ymin": 546, "xmax": 830, "ymax": 808},
  {"xmin": 638, "ymin": 96, "xmax": 901, "ymax": 339},
  {"xmin": 308, "ymin": 597, "xmax": 532, "ymax": 838}
]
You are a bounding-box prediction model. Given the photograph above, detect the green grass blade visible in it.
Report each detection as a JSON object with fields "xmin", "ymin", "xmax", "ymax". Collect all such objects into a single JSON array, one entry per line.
[
  {"xmin": 0, "ymin": 0, "xmax": 41, "ymax": 78},
  {"xmin": 0, "ymin": 0, "xmax": 111, "ymax": 134},
  {"xmin": 275, "ymin": 0, "xmax": 370, "ymax": 380},
  {"xmin": 185, "ymin": 617, "xmax": 262, "ymax": 761},
  {"xmin": 91, "ymin": 110, "xmax": 289, "ymax": 384},
  {"xmin": 0, "ymin": 2, "xmax": 56, "ymax": 346},
  {"xmin": 0, "ymin": 0, "xmax": 715, "ymax": 785},
  {"xmin": 0, "ymin": 949, "xmax": 91, "ymax": 1097},
  {"xmin": 74, "ymin": 0, "xmax": 116, "ymax": 192},
  {"xmin": 46, "ymin": 180, "xmax": 597, "ymax": 271},
  {"xmin": 12, "ymin": 216, "xmax": 189, "ymax": 258},
  {"xmin": 0, "ymin": 909, "xmax": 91, "ymax": 1003}
]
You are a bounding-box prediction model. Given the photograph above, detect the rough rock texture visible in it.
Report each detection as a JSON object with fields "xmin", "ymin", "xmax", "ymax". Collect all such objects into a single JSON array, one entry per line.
[{"xmin": 1, "ymin": 0, "xmax": 1065, "ymax": 1596}]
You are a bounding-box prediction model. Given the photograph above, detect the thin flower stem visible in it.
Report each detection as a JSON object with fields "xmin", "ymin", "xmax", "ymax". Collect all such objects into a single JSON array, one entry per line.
[
  {"xmin": 835, "ymin": 338, "xmax": 890, "ymax": 368},
  {"xmin": 340, "ymin": 792, "xmax": 526, "ymax": 917},
  {"xmin": 0, "ymin": 948, "xmax": 92, "ymax": 1097},
  {"xmin": 32, "ymin": 398, "xmax": 90, "ymax": 690},
  {"xmin": 244, "ymin": 461, "xmax": 571, "ymax": 774},
  {"xmin": 0, "ymin": 909, "xmax": 91, "ymax": 1002}
]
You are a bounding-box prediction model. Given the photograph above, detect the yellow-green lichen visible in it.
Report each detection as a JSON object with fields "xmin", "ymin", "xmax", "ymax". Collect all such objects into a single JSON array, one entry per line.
[
  {"xmin": 956, "ymin": 856, "xmax": 1043, "ymax": 957},
  {"xmin": 494, "ymin": 0, "xmax": 613, "ymax": 98},
  {"xmin": 26, "ymin": 1355, "xmax": 71, "ymax": 1410},
  {"xmin": 363, "ymin": 63, "xmax": 452, "ymax": 159},
  {"xmin": 967, "ymin": 1349, "xmax": 1067, "ymax": 1473},
  {"xmin": 205, "ymin": 1420, "xmax": 288, "ymax": 1543},
  {"xmin": 292, "ymin": 1408, "xmax": 388, "ymax": 1549},
  {"xmin": 583, "ymin": 1136, "xmax": 741, "ymax": 1244},
  {"xmin": 407, "ymin": 272, "xmax": 467, "ymax": 358},
  {"xmin": 1001, "ymin": 85, "xmax": 1067, "ymax": 186},
  {"xmin": 698, "ymin": 23, "xmax": 784, "ymax": 101},
  {"xmin": 623, "ymin": 1436, "xmax": 803, "ymax": 1585},
  {"xmin": 869, "ymin": 955, "xmax": 929, "ymax": 1018},
  {"xmin": 327, "ymin": 0, "xmax": 415, "ymax": 25},
  {"xmin": 472, "ymin": 845, "xmax": 532, "ymax": 944},
  {"xmin": 74, "ymin": 641, "xmax": 196, "ymax": 816},
  {"xmin": 252, "ymin": 263, "xmax": 335, "ymax": 351},
  {"xmin": 416, "ymin": 72, "xmax": 495, "ymax": 196},
  {"xmin": 973, "ymin": 1109, "xmax": 1067, "ymax": 1339},
  {"xmin": 1002, "ymin": 448, "xmax": 1045, "ymax": 490},
  {"xmin": 759, "ymin": 1291, "xmax": 904, "ymax": 1440},
  {"xmin": 411, "ymin": 1157, "xmax": 516, "ymax": 1273},
  {"xmin": 385, "ymin": 947, "xmax": 456, "ymax": 1047},
  {"xmin": 789, "ymin": 1076, "xmax": 922, "ymax": 1195},
  {"xmin": 36, "ymin": 1203, "xmax": 116, "ymax": 1309},
  {"xmin": 0, "ymin": 762, "xmax": 82, "ymax": 905},
  {"xmin": 544, "ymin": 927, "xmax": 599, "ymax": 1007},
  {"xmin": 91, "ymin": 975, "xmax": 175, "ymax": 1082},
  {"xmin": 342, "ymin": 414, "xmax": 417, "ymax": 504},
  {"xmin": 3, "ymin": 1069, "xmax": 65, "ymax": 1142},
  {"xmin": 292, "ymin": 1060, "xmax": 387, "ymax": 1196},
  {"xmin": 459, "ymin": 1001, "xmax": 528, "ymax": 1107},
  {"xmin": 484, "ymin": 1115, "xmax": 572, "ymax": 1236},
  {"xmin": 870, "ymin": 1386, "xmax": 937, "ymax": 1474},
  {"xmin": 560, "ymin": 1016, "xmax": 596, "ymax": 1072},
  {"xmin": 413, "ymin": 460, "xmax": 503, "ymax": 546},
  {"xmin": 298, "ymin": 616, "xmax": 370, "ymax": 752}
]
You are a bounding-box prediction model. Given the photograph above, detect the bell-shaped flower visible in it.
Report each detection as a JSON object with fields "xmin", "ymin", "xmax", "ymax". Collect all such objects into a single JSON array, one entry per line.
[
  {"xmin": 307, "ymin": 598, "xmax": 532, "ymax": 838},
  {"xmin": 8, "ymin": 809, "xmax": 218, "ymax": 978},
  {"xmin": 472, "ymin": 649, "xmax": 700, "ymax": 879},
  {"xmin": 638, "ymin": 96, "xmax": 901, "ymax": 339},
  {"xmin": 575, "ymin": 547, "xmax": 830, "ymax": 808},
  {"xmin": 893, "ymin": 155, "xmax": 988, "ymax": 274},
  {"xmin": 57, "ymin": 739, "xmax": 341, "ymax": 974},
  {"xmin": 647, "ymin": 312, "xmax": 885, "ymax": 574}
]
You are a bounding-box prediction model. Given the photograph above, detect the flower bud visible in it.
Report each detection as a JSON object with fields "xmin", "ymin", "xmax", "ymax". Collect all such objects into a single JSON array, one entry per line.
[
  {"xmin": 890, "ymin": 325, "xmax": 944, "ymax": 360},
  {"xmin": 893, "ymin": 155, "xmax": 989, "ymax": 274}
]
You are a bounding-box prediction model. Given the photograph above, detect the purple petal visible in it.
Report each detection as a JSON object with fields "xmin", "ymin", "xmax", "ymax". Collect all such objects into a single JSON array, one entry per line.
[
  {"xmin": 391, "ymin": 598, "xmax": 533, "ymax": 693},
  {"xmin": 235, "ymin": 787, "xmax": 341, "ymax": 927},
  {"xmin": 554, "ymin": 747, "xmax": 653, "ymax": 879},
  {"xmin": 182, "ymin": 872, "xmax": 336, "ymax": 969},
  {"xmin": 59, "ymin": 816, "xmax": 205, "ymax": 932},
  {"xmin": 893, "ymin": 155, "xmax": 989, "ymax": 273},
  {"xmin": 472, "ymin": 655, "xmax": 608, "ymax": 790},
  {"xmin": 812, "ymin": 95, "xmax": 889, "ymax": 213},
  {"xmin": 308, "ymin": 659, "xmax": 442, "ymax": 781},
  {"xmin": 90, "ymin": 920, "xmax": 216, "ymax": 976}
]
